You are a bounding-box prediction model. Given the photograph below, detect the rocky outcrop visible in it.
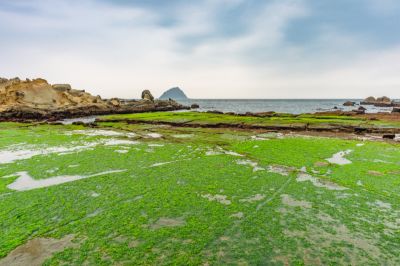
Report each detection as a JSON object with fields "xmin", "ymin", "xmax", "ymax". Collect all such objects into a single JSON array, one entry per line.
[
  {"xmin": 141, "ymin": 90, "xmax": 154, "ymax": 102},
  {"xmin": 191, "ymin": 103, "xmax": 200, "ymax": 109},
  {"xmin": 343, "ymin": 101, "xmax": 355, "ymax": 106},
  {"xmin": 0, "ymin": 77, "xmax": 189, "ymax": 121},
  {"xmin": 361, "ymin": 96, "xmax": 396, "ymax": 107}
]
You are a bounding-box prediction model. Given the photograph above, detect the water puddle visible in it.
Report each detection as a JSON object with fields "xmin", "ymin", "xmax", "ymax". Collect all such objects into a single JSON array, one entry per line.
[
  {"xmin": 7, "ymin": 170, "xmax": 126, "ymax": 191},
  {"xmin": 0, "ymin": 235, "xmax": 77, "ymax": 266},
  {"xmin": 296, "ymin": 173, "xmax": 347, "ymax": 191},
  {"xmin": 67, "ymin": 129, "xmax": 136, "ymax": 137},
  {"xmin": 103, "ymin": 139, "xmax": 139, "ymax": 146},
  {"xmin": 236, "ymin": 160, "xmax": 264, "ymax": 172},
  {"xmin": 267, "ymin": 165, "xmax": 295, "ymax": 176},
  {"xmin": 0, "ymin": 138, "xmax": 139, "ymax": 164},
  {"xmin": 148, "ymin": 144, "xmax": 164, "ymax": 147},
  {"xmin": 205, "ymin": 147, "xmax": 243, "ymax": 157},
  {"xmin": 326, "ymin": 150, "xmax": 353, "ymax": 165},
  {"xmin": 115, "ymin": 149, "xmax": 129, "ymax": 154},
  {"xmin": 146, "ymin": 133, "xmax": 162, "ymax": 138},
  {"xmin": 281, "ymin": 194, "xmax": 312, "ymax": 208},
  {"xmin": 172, "ymin": 134, "xmax": 194, "ymax": 139},
  {"xmin": 0, "ymin": 144, "xmax": 95, "ymax": 164},
  {"xmin": 201, "ymin": 194, "xmax": 231, "ymax": 205}
]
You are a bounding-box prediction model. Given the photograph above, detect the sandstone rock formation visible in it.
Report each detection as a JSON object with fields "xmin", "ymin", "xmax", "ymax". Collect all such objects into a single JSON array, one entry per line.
[
  {"xmin": 141, "ymin": 90, "xmax": 154, "ymax": 102},
  {"xmin": 0, "ymin": 77, "xmax": 188, "ymax": 121}
]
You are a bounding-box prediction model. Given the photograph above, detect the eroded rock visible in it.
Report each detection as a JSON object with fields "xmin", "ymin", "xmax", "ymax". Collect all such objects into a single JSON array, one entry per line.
[{"xmin": 0, "ymin": 78, "xmax": 188, "ymax": 121}]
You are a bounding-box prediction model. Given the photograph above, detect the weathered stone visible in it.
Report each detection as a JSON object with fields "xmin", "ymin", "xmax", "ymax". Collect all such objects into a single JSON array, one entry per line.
[
  {"xmin": 0, "ymin": 78, "xmax": 189, "ymax": 121},
  {"xmin": 52, "ymin": 84, "xmax": 72, "ymax": 92},
  {"xmin": 191, "ymin": 103, "xmax": 200, "ymax": 109},
  {"xmin": 141, "ymin": 90, "xmax": 154, "ymax": 102},
  {"xmin": 361, "ymin": 96, "xmax": 376, "ymax": 105},
  {"xmin": 343, "ymin": 101, "xmax": 355, "ymax": 106}
]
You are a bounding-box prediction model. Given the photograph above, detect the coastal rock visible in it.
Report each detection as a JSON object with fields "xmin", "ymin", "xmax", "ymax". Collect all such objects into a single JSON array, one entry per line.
[
  {"xmin": 159, "ymin": 87, "xmax": 188, "ymax": 100},
  {"xmin": 361, "ymin": 96, "xmax": 394, "ymax": 107},
  {"xmin": 52, "ymin": 84, "xmax": 72, "ymax": 92},
  {"xmin": 361, "ymin": 96, "xmax": 376, "ymax": 105},
  {"xmin": 191, "ymin": 103, "xmax": 200, "ymax": 109},
  {"xmin": 141, "ymin": 90, "xmax": 154, "ymax": 102},
  {"xmin": 375, "ymin": 96, "xmax": 392, "ymax": 107},
  {"xmin": 343, "ymin": 101, "xmax": 355, "ymax": 106},
  {"xmin": 383, "ymin": 134, "xmax": 396, "ymax": 140},
  {"xmin": 0, "ymin": 77, "xmax": 188, "ymax": 121}
]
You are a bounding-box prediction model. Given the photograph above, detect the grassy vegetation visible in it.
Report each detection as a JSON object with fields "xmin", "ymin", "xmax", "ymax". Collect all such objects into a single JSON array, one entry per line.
[
  {"xmin": 99, "ymin": 111, "xmax": 400, "ymax": 129},
  {"xmin": 0, "ymin": 121, "xmax": 399, "ymax": 265}
]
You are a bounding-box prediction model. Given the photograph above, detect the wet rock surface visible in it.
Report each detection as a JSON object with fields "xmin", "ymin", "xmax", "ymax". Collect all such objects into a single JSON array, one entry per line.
[{"xmin": 0, "ymin": 77, "xmax": 189, "ymax": 121}]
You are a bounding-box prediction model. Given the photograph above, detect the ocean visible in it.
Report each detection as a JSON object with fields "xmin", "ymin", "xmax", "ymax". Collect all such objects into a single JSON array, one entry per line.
[{"xmin": 176, "ymin": 99, "xmax": 395, "ymax": 114}]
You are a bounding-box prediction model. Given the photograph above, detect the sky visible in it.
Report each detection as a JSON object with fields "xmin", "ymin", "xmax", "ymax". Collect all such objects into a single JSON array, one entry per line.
[{"xmin": 1, "ymin": 0, "xmax": 400, "ymax": 99}]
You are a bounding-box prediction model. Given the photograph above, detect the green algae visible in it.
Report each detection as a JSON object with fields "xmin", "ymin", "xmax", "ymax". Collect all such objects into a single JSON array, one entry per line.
[
  {"xmin": 99, "ymin": 111, "xmax": 400, "ymax": 129},
  {"xmin": 0, "ymin": 121, "xmax": 399, "ymax": 265}
]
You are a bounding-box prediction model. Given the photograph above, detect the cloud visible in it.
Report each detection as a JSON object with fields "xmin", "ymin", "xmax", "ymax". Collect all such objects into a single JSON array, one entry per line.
[{"xmin": 0, "ymin": 0, "xmax": 399, "ymax": 99}]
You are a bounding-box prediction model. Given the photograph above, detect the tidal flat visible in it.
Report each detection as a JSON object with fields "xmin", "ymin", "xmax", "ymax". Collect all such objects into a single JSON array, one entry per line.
[{"xmin": 0, "ymin": 113, "xmax": 399, "ymax": 265}]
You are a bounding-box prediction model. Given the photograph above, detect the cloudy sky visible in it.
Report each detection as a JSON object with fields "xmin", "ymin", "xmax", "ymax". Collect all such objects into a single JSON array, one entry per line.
[{"xmin": 1, "ymin": 0, "xmax": 399, "ymax": 99}]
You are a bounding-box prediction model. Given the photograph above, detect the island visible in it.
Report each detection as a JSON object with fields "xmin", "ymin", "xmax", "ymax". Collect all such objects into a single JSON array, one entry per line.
[{"xmin": 159, "ymin": 87, "xmax": 188, "ymax": 100}]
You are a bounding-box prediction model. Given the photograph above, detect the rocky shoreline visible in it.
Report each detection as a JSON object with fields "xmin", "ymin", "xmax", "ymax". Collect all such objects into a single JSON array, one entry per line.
[
  {"xmin": 343, "ymin": 96, "xmax": 400, "ymax": 113},
  {"xmin": 0, "ymin": 77, "xmax": 189, "ymax": 122}
]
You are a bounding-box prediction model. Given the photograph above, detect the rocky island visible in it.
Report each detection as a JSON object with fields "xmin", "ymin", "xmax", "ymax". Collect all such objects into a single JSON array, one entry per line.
[
  {"xmin": 0, "ymin": 77, "xmax": 189, "ymax": 121},
  {"xmin": 159, "ymin": 87, "xmax": 188, "ymax": 100}
]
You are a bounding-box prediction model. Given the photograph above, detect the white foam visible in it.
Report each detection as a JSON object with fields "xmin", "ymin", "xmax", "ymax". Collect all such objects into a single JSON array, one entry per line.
[{"xmin": 7, "ymin": 170, "xmax": 126, "ymax": 191}]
